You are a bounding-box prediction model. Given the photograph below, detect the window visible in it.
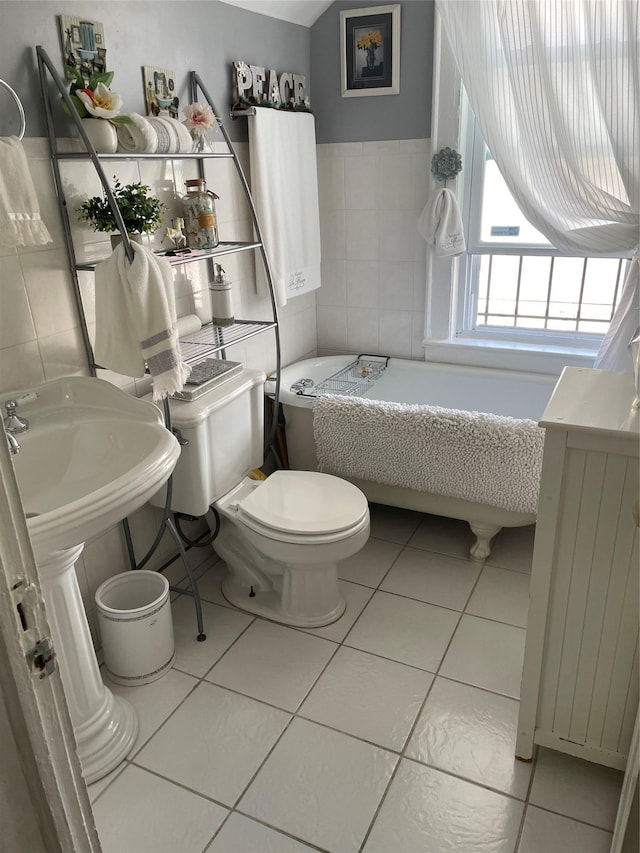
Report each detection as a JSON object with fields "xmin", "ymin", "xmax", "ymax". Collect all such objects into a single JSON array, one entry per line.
[{"xmin": 457, "ymin": 109, "xmax": 627, "ymax": 348}]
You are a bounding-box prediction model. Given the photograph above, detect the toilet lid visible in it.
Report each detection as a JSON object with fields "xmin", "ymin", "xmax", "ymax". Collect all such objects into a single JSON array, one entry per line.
[{"xmin": 238, "ymin": 470, "xmax": 369, "ymax": 535}]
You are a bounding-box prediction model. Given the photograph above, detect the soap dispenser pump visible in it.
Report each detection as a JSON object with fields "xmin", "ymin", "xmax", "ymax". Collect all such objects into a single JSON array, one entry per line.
[{"xmin": 210, "ymin": 264, "xmax": 234, "ymax": 327}]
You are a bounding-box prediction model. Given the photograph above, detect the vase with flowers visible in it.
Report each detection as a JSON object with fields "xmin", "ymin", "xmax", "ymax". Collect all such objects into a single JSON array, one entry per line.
[
  {"xmin": 62, "ymin": 68, "xmax": 132, "ymax": 153},
  {"xmin": 77, "ymin": 178, "xmax": 165, "ymax": 248},
  {"xmin": 357, "ymin": 29, "xmax": 383, "ymax": 71},
  {"xmin": 182, "ymin": 102, "xmax": 217, "ymax": 153}
]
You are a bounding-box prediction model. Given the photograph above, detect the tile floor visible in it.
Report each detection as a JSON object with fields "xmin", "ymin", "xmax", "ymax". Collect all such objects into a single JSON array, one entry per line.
[{"xmin": 89, "ymin": 504, "xmax": 623, "ymax": 853}]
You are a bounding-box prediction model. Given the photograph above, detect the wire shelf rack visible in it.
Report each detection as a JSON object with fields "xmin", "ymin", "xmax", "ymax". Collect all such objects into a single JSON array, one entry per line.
[
  {"xmin": 291, "ymin": 354, "xmax": 389, "ymax": 399},
  {"xmin": 179, "ymin": 320, "xmax": 277, "ymax": 363}
]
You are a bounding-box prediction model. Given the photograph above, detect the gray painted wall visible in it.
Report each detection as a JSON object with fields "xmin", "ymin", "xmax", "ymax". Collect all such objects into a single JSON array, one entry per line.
[
  {"xmin": 310, "ymin": 0, "xmax": 434, "ymax": 143},
  {"xmin": 0, "ymin": 1, "xmax": 309, "ymax": 143}
]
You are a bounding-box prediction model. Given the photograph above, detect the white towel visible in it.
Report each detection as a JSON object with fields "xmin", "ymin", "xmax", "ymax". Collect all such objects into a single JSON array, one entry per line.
[
  {"xmin": 249, "ymin": 109, "xmax": 321, "ymax": 306},
  {"xmin": 116, "ymin": 113, "xmax": 158, "ymax": 153},
  {"xmin": 313, "ymin": 394, "xmax": 544, "ymax": 514},
  {"xmin": 94, "ymin": 243, "xmax": 190, "ymax": 400},
  {"xmin": 0, "ymin": 137, "xmax": 52, "ymax": 248},
  {"xmin": 147, "ymin": 116, "xmax": 193, "ymax": 154},
  {"xmin": 417, "ymin": 187, "xmax": 466, "ymax": 256}
]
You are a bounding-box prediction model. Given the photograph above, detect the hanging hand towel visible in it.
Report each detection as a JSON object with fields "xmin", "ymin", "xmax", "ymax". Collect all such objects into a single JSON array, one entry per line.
[
  {"xmin": 417, "ymin": 187, "xmax": 466, "ymax": 256},
  {"xmin": 0, "ymin": 136, "xmax": 52, "ymax": 248},
  {"xmin": 249, "ymin": 109, "xmax": 321, "ymax": 306},
  {"xmin": 116, "ymin": 113, "xmax": 159, "ymax": 153},
  {"xmin": 94, "ymin": 242, "xmax": 190, "ymax": 400}
]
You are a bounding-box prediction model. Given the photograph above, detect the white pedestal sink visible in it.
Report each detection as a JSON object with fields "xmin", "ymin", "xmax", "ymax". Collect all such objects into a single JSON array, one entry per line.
[{"xmin": 11, "ymin": 377, "xmax": 180, "ymax": 784}]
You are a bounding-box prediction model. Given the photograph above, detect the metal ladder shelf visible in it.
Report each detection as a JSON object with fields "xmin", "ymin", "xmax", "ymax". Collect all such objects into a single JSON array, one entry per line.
[{"xmin": 35, "ymin": 46, "xmax": 282, "ymax": 641}]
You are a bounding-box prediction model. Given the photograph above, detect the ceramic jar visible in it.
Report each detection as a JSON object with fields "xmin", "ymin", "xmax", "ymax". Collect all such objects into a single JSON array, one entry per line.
[{"xmin": 81, "ymin": 118, "xmax": 118, "ymax": 154}]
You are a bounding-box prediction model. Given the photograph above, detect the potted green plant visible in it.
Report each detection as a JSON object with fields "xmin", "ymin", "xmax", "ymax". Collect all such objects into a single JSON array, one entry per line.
[{"xmin": 78, "ymin": 178, "xmax": 165, "ymax": 247}]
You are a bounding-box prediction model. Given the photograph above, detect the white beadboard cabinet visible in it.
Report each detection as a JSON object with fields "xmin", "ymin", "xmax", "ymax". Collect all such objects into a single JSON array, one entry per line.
[{"xmin": 517, "ymin": 367, "xmax": 639, "ymax": 770}]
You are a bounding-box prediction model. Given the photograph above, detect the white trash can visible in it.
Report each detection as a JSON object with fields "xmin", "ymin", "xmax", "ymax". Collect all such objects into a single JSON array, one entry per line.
[{"xmin": 96, "ymin": 571, "xmax": 174, "ymax": 686}]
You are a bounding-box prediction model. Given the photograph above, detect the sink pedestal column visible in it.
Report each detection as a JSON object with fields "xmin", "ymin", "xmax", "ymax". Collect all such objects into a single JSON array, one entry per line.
[{"xmin": 36, "ymin": 544, "xmax": 138, "ymax": 784}]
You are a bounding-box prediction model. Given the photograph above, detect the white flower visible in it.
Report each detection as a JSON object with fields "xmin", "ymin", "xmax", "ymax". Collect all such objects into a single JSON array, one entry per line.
[{"xmin": 76, "ymin": 83, "xmax": 123, "ymax": 120}]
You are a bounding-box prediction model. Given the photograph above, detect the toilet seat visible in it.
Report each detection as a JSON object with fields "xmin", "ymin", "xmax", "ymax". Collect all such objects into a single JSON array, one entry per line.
[{"xmin": 234, "ymin": 470, "xmax": 369, "ymax": 542}]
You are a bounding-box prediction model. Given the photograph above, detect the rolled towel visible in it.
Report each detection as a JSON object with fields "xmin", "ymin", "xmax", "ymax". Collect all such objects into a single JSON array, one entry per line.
[
  {"xmin": 147, "ymin": 116, "xmax": 194, "ymax": 154},
  {"xmin": 168, "ymin": 116, "xmax": 194, "ymax": 153},
  {"xmin": 116, "ymin": 113, "xmax": 158, "ymax": 153},
  {"xmin": 176, "ymin": 314, "xmax": 202, "ymax": 338}
]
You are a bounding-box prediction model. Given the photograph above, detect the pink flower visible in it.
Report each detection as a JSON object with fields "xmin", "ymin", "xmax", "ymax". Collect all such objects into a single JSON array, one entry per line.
[{"xmin": 182, "ymin": 102, "xmax": 216, "ymax": 137}]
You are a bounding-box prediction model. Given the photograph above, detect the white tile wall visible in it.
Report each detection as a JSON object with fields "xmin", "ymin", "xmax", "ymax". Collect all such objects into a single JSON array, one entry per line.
[{"xmin": 316, "ymin": 139, "xmax": 430, "ymax": 359}]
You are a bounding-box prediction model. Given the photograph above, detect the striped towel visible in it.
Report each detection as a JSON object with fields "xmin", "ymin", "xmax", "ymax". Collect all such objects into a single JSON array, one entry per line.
[{"xmin": 95, "ymin": 242, "xmax": 190, "ymax": 400}]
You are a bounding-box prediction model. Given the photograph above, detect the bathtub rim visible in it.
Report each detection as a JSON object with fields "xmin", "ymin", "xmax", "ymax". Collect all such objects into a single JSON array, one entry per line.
[{"xmin": 270, "ymin": 353, "xmax": 556, "ymax": 412}]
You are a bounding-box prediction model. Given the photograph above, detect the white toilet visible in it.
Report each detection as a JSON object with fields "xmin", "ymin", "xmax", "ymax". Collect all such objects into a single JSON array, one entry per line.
[{"xmin": 150, "ymin": 368, "xmax": 370, "ymax": 627}]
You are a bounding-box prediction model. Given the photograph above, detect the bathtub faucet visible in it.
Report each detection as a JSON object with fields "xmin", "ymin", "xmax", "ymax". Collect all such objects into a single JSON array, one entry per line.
[{"xmin": 4, "ymin": 399, "xmax": 30, "ymax": 434}]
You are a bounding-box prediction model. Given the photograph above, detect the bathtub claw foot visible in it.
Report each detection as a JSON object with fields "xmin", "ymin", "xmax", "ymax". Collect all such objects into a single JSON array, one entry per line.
[{"xmin": 468, "ymin": 523, "xmax": 501, "ymax": 561}]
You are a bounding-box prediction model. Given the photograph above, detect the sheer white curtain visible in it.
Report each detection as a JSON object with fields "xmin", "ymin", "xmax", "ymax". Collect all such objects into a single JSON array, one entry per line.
[{"xmin": 438, "ymin": 0, "xmax": 639, "ymax": 370}]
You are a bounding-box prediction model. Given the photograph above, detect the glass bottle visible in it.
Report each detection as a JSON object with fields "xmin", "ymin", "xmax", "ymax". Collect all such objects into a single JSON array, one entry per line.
[{"xmin": 181, "ymin": 178, "xmax": 219, "ymax": 249}]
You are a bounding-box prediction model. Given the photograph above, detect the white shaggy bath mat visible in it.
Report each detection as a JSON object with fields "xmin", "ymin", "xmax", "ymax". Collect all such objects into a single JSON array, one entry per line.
[{"xmin": 313, "ymin": 394, "xmax": 544, "ymax": 514}]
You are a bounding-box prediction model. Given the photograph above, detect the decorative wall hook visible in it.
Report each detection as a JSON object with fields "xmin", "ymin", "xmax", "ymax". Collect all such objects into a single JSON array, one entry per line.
[{"xmin": 431, "ymin": 147, "xmax": 462, "ymax": 185}]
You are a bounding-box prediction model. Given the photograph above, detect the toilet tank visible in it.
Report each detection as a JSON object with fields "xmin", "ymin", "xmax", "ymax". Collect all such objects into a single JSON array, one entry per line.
[{"xmin": 150, "ymin": 368, "xmax": 266, "ymax": 517}]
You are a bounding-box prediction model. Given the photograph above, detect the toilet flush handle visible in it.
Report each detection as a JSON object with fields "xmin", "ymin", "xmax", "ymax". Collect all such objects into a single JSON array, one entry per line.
[{"xmin": 172, "ymin": 427, "xmax": 189, "ymax": 446}]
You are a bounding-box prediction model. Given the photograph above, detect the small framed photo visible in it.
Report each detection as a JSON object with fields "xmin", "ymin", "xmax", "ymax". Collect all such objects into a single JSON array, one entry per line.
[
  {"xmin": 59, "ymin": 16, "xmax": 107, "ymax": 84},
  {"xmin": 340, "ymin": 4, "xmax": 400, "ymax": 98},
  {"xmin": 142, "ymin": 66, "xmax": 179, "ymax": 119}
]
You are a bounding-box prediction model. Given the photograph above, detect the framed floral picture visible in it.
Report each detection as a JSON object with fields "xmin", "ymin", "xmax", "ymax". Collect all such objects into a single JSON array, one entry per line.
[{"xmin": 340, "ymin": 4, "xmax": 400, "ymax": 98}]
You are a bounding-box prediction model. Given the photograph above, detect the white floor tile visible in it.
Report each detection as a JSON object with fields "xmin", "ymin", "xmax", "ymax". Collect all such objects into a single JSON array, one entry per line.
[
  {"xmin": 205, "ymin": 619, "xmax": 337, "ymax": 711},
  {"xmin": 239, "ymin": 718, "xmax": 397, "ymax": 853},
  {"xmin": 408, "ymin": 513, "xmax": 475, "ymax": 560},
  {"xmin": 192, "ymin": 558, "xmax": 231, "ymax": 608},
  {"xmin": 135, "ymin": 682, "xmax": 290, "ymax": 806},
  {"xmin": 380, "ymin": 547, "xmax": 481, "ymax": 611},
  {"xmin": 466, "ymin": 565, "xmax": 531, "ymax": 628},
  {"xmin": 297, "ymin": 579, "xmax": 374, "ymax": 642},
  {"xmin": 486, "ymin": 525, "xmax": 536, "ymax": 574},
  {"xmin": 529, "ymin": 748, "xmax": 624, "ymax": 830},
  {"xmin": 368, "ymin": 502, "xmax": 423, "ymax": 544},
  {"xmin": 87, "ymin": 764, "xmax": 125, "ymax": 804},
  {"xmin": 93, "ymin": 764, "xmax": 227, "ymax": 853},
  {"xmin": 299, "ymin": 646, "xmax": 433, "ymax": 750},
  {"xmin": 171, "ymin": 596, "xmax": 253, "ymax": 677},
  {"xmin": 104, "ymin": 668, "xmax": 197, "ymax": 756},
  {"xmin": 440, "ymin": 615, "xmax": 526, "ymax": 698},
  {"xmin": 517, "ymin": 805, "xmax": 613, "ymax": 853},
  {"xmin": 209, "ymin": 813, "xmax": 316, "ymax": 852},
  {"xmin": 406, "ymin": 677, "xmax": 532, "ymax": 798},
  {"xmin": 338, "ymin": 536, "xmax": 403, "ymax": 587},
  {"xmin": 345, "ymin": 591, "xmax": 459, "ymax": 671},
  {"xmin": 363, "ymin": 758, "xmax": 524, "ymax": 853}
]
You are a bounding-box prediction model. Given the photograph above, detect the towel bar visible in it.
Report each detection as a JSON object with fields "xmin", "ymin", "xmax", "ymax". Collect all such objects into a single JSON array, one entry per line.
[{"xmin": 0, "ymin": 79, "xmax": 26, "ymax": 140}]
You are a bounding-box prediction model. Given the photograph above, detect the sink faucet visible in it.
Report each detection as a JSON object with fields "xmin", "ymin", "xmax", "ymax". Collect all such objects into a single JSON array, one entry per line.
[{"xmin": 5, "ymin": 430, "xmax": 20, "ymax": 455}]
